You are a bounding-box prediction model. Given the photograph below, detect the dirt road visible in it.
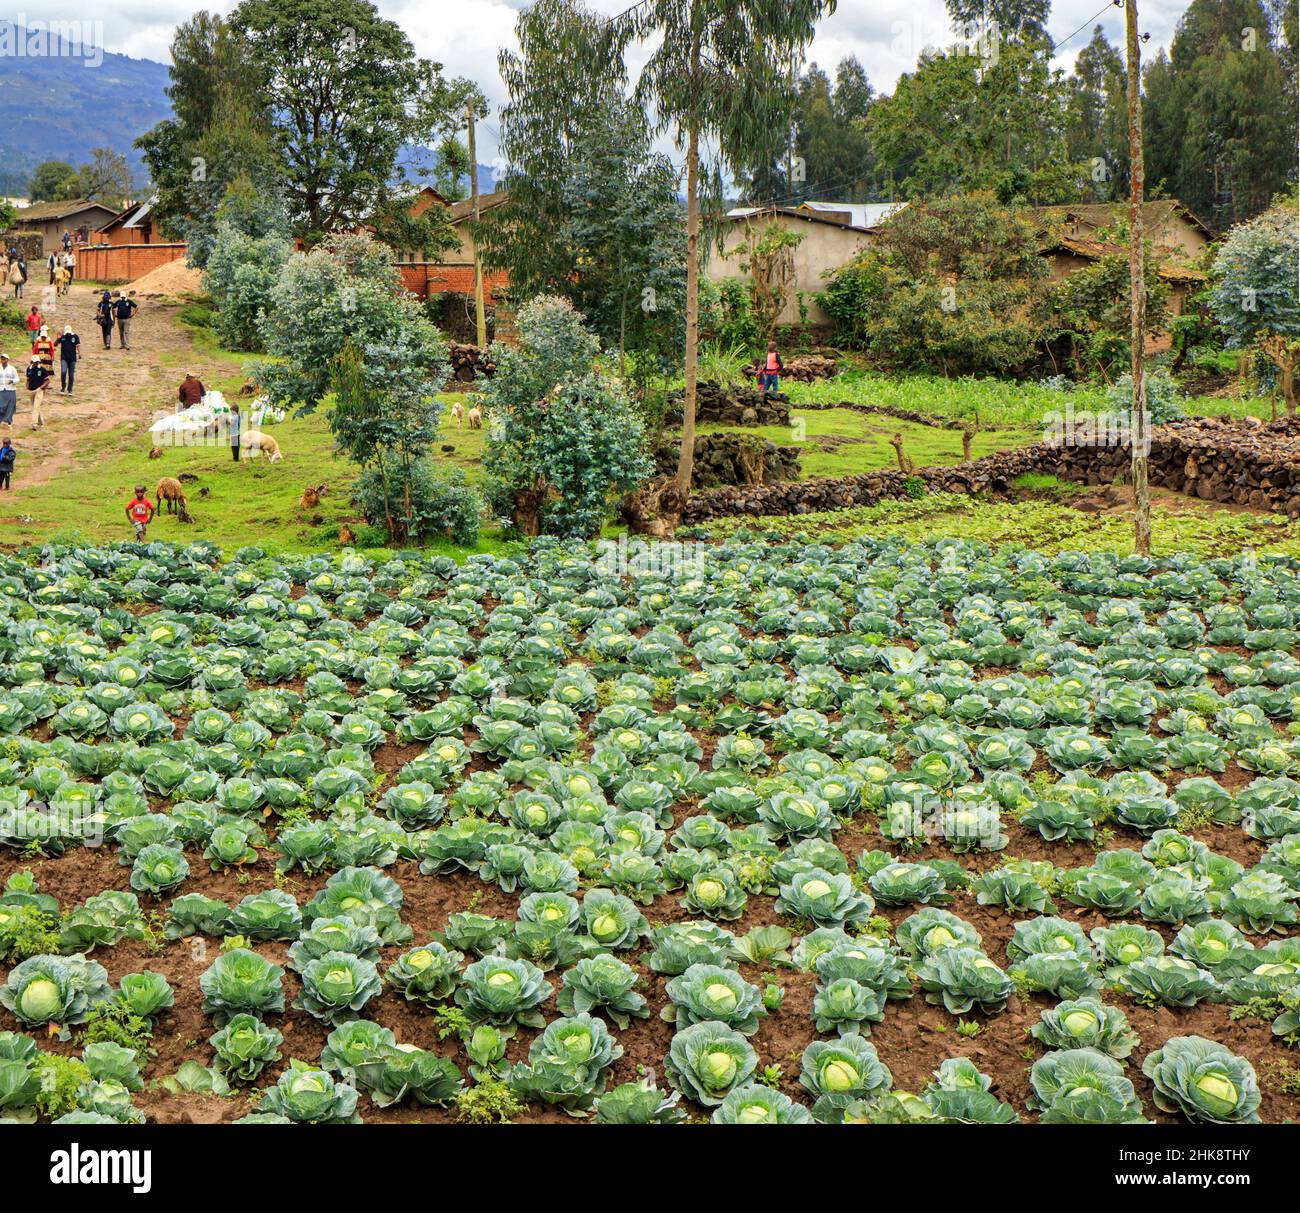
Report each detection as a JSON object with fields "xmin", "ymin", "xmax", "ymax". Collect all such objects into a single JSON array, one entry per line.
[{"xmin": 3, "ymin": 283, "xmax": 244, "ymax": 488}]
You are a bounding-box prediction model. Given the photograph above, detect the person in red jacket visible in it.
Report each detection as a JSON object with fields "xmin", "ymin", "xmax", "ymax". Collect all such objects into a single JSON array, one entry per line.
[{"xmin": 125, "ymin": 485, "xmax": 155, "ymax": 540}]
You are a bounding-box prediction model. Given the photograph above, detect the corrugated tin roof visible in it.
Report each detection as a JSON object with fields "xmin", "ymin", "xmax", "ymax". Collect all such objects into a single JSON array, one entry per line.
[
  {"xmin": 14, "ymin": 198, "xmax": 116, "ymax": 223},
  {"xmin": 798, "ymin": 200, "xmax": 907, "ymax": 230}
]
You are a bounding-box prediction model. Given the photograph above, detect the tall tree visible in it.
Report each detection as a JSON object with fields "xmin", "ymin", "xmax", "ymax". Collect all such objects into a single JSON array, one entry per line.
[
  {"xmin": 136, "ymin": 11, "xmax": 279, "ymax": 264},
  {"xmin": 619, "ymin": 0, "xmax": 834, "ymax": 496},
  {"xmin": 479, "ymin": 0, "xmax": 626, "ymax": 300},
  {"xmin": 1143, "ymin": 0, "xmax": 1296, "ymax": 226},
  {"xmin": 1065, "ymin": 26, "xmax": 1129, "ymax": 200},
  {"xmin": 228, "ymin": 0, "xmax": 459, "ymax": 243},
  {"xmin": 944, "ymin": 0, "xmax": 1051, "ymax": 43},
  {"xmin": 1126, "ymin": 0, "xmax": 1151, "ymax": 556},
  {"xmin": 72, "ymin": 149, "xmax": 133, "ymax": 208},
  {"xmin": 27, "ymin": 161, "xmax": 77, "ymax": 202},
  {"xmin": 869, "ymin": 41, "xmax": 1084, "ymax": 203}
]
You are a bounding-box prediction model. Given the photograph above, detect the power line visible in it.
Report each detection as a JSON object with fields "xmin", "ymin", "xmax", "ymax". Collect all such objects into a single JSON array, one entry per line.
[{"xmin": 1052, "ymin": 0, "xmax": 1122, "ymax": 52}]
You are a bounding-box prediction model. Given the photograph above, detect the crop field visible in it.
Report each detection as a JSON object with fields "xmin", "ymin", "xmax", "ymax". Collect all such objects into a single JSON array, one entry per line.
[{"xmin": 1, "ymin": 535, "xmax": 1299, "ymax": 1126}]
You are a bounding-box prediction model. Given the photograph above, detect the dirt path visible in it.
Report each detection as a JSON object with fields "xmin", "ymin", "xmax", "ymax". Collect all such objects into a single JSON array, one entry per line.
[{"xmin": 5, "ymin": 283, "xmax": 244, "ymax": 488}]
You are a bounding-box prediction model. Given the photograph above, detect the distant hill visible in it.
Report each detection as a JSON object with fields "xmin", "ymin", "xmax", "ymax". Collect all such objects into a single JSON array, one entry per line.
[
  {"xmin": 0, "ymin": 26, "xmax": 497, "ymax": 201},
  {"xmin": 0, "ymin": 25, "xmax": 172, "ymax": 195}
]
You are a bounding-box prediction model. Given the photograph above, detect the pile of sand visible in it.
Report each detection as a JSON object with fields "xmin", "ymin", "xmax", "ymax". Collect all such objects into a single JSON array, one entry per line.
[{"xmin": 127, "ymin": 259, "xmax": 205, "ymax": 299}]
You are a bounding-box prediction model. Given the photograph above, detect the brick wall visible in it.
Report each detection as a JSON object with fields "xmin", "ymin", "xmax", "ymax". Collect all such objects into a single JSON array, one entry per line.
[
  {"xmin": 76, "ymin": 243, "xmax": 187, "ymax": 284},
  {"xmin": 397, "ymin": 262, "xmax": 507, "ymax": 302}
]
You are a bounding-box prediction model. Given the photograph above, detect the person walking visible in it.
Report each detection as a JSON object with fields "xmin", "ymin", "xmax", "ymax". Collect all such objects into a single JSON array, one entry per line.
[
  {"xmin": 0, "ymin": 354, "xmax": 17, "ymax": 427},
  {"xmin": 8, "ymin": 257, "xmax": 24, "ymax": 300},
  {"xmin": 53, "ymin": 262, "xmax": 70, "ymax": 297},
  {"xmin": 228, "ymin": 403, "xmax": 242, "ymax": 462},
  {"xmin": 25, "ymin": 355, "xmax": 50, "ymax": 428},
  {"xmin": 95, "ymin": 291, "xmax": 114, "ymax": 349},
  {"xmin": 758, "ymin": 341, "xmax": 784, "ymax": 394},
  {"xmin": 63, "ymin": 249, "xmax": 75, "ymax": 285},
  {"xmin": 0, "ymin": 438, "xmax": 13, "ymax": 491},
  {"xmin": 125, "ymin": 485, "xmax": 155, "ymax": 540},
  {"xmin": 47, "ymin": 252, "xmax": 56, "ymax": 285},
  {"xmin": 25, "ymin": 305, "xmax": 42, "ymax": 336},
  {"xmin": 32, "ymin": 327, "xmax": 54, "ymax": 377},
  {"xmin": 113, "ymin": 292, "xmax": 138, "ymax": 349},
  {"xmin": 57, "ymin": 326, "xmax": 79, "ymax": 396},
  {"xmin": 178, "ymin": 372, "xmax": 205, "ymax": 411}
]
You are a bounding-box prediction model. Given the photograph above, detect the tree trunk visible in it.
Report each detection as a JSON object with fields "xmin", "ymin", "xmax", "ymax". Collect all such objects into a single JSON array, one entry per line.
[
  {"xmin": 676, "ymin": 114, "xmax": 700, "ymax": 497},
  {"xmin": 1126, "ymin": 0, "xmax": 1151, "ymax": 556},
  {"xmin": 468, "ymin": 104, "xmax": 487, "ymax": 349}
]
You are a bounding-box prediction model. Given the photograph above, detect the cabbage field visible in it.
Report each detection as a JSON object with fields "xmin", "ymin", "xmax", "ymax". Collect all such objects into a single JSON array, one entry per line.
[{"xmin": 1, "ymin": 535, "xmax": 1299, "ymax": 1125}]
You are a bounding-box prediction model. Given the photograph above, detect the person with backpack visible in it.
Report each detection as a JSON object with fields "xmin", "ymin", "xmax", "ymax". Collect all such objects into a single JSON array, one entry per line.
[
  {"xmin": 57, "ymin": 326, "xmax": 79, "ymax": 395},
  {"xmin": 0, "ymin": 438, "xmax": 13, "ymax": 491},
  {"xmin": 113, "ymin": 292, "xmax": 138, "ymax": 349},
  {"xmin": 7, "ymin": 257, "xmax": 24, "ymax": 300},
  {"xmin": 95, "ymin": 291, "xmax": 114, "ymax": 349},
  {"xmin": 25, "ymin": 355, "xmax": 50, "ymax": 427},
  {"xmin": 758, "ymin": 341, "xmax": 784, "ymax": 394},
  {"xmin": 125, "ymin": 485, "xmax": 155, "ymax": 540}
]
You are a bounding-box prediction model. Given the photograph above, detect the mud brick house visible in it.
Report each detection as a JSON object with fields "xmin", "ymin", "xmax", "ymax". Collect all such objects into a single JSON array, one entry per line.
[
  {"xmin": 9, "ymin": 198, "xmax": 119, "ymax": 254},
  {"xmin": 390, "ymin": 186, "xmax": 509, "ymax": 307}
]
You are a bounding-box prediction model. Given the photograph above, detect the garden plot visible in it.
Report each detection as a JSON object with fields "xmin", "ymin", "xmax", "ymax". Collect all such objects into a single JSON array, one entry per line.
[{"xmin": 0, "ymin": 536, "xmax": 1299, "ymax": 1124}]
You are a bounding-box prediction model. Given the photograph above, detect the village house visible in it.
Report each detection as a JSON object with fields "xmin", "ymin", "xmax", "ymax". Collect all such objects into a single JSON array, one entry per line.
[{"xmin": 9, "ymin": 198, "xmax": 119, "ymax": 254}]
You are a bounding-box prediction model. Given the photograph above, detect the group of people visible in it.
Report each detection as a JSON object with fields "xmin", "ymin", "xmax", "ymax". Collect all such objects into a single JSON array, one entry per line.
[
  {"xmin": 1, "ymin": 248, "xmax": 29, "ymax": 299},
  {"xmin": 46, "ymin": 249, "xmax": 76, "ymax": 295},
  {"xmin": 95, "ymin": 289, "xmax": 138, "ymax": 349}
]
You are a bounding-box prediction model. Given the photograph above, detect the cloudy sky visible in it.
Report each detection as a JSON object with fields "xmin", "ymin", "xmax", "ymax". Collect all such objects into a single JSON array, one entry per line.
[{"xmin": 8, "ymin": 0, "xmax": 1196, "ymax": 163}]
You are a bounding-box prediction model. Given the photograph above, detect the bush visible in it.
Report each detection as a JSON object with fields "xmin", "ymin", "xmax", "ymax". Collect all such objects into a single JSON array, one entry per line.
[
  {"xmin": 482, "ymin": 297, "xmax": 652, "ymax": 538},
  {"xmin": 356, "ymin": 462, "xmax": 482, "ymax": 546},
  {"xmin": 1105, "ymin": 370, "xmax": 1185, "ymax": 426}
]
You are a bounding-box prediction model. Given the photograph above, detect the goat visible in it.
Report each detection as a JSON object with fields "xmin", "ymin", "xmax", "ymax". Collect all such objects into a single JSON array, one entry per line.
[
  {"xmin": 148, "ymin": 447, "xmax": 163, "ymax": 459},
  {"xmin": 466, "ymin": 406, "xmax": 482, "ymax": 429},
  {"xmin": 156, "ymin": 477, "xmax": 192, "ymax": 522},
  {"xmin": 239, "ymin": 430, "xmax": 284, "ymax": 462},
  {"xmin": 449, "ymin": 401, "xmax": 464, "ymax": 427},
  {"xmin": 300, "ymin": 483, "xmax": 327, "ymax": 510}
]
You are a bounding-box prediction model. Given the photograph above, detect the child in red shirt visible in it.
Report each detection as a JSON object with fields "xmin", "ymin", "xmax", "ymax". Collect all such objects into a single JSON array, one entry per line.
[
  {"xmin": 25, "ymin": 307, "xmax": 41, "ymax": 334},
  {"xmin": 125, "ymin": 486, "xmax": 155, "ymax": 540}
]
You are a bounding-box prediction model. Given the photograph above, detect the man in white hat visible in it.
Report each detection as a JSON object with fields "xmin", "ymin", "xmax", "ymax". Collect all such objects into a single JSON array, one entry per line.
[{"xmin": 0, "ymin": 353, "xmax": 17, "ymax": 426}]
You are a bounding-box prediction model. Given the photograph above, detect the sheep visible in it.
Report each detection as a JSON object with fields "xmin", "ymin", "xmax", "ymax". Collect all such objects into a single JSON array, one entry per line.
[
  {"xmin": 156, "ymin": 477, "xmax": 192, "ymax": 522},
  {"xmin": 239, "ymin": 430, "xmax": 284, "ymax": 462},
  {"xmin": 148, "ymin": 447, "xmax": 163, "ymax": 460},
  {"xmin": 449, "ymin": 401, "xmax": 464, "ymax": 427},
  {"xmin": 467, "ymin": 406, "xmax": 482, "ymax": 429}
]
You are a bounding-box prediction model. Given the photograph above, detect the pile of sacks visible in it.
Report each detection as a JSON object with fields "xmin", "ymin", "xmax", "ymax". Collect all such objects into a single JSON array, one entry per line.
[{"xmin": 149, "ymin": 391, "xmax": 285, "ymax": 446}]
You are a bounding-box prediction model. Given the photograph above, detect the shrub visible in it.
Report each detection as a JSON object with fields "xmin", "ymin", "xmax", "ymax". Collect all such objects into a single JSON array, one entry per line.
[{"xmin": 356, "ymin": 463, "xmax": 482, "ymax": 546}]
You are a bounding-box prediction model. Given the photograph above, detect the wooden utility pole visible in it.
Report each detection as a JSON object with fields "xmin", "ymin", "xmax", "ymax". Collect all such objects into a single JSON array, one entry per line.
[
  {"xmin": 1125, "ymin": 0, "xmax": 1151, "ymax": 555},
  {"xmin": 467, "ymin": 103, "xmax": 487, "ymax": 349}
]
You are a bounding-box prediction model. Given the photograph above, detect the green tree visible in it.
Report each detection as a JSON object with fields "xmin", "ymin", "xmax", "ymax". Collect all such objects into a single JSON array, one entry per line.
[
  {"xmin": 944, "ymin": 0, "xmax": 1051, "ymax": 42},
  {"xmin": 480, "ymin": 0, "xmax": 627, "ymax": 301},
  {"xmin": 817, "ymin": 192, "xmax": 1049, "ymax": 375},
  {"xmin": 619, "ymin": 0, "xmax": 835, "ymax": 495},
  {"xmin": 228, "ymin": 0, "xmax": 459, "ymax": 243},
  {"xmin": 1209, "ymin": 200, "xmax": 1300, "ymax": 411},
  {"xmin": 70, "ymin": 149, "xmax": 133, "ymax": 208},
  {"xmin": 560, "ymin": 98, "xmax": 687, "ymax": 382},
  {"xmin": 136, "ymin": 11, "xmax": 280, "ymax": 264},
  {"xmin": 869, "ymin": 41, "xmax": 1084, "ymax": 203},
  {"xmin": 431, "ymin": 136, "xmax": 472, "ymax": 203},
  {"xmin": 1143, "ymin": 0, "xmax": 1297, "ymax": 227},
  {"xmin": 1064, "ymin": 27, "xmax": 1129, "ymax": 201},
  {"xmin": 27, "ymin": 161, "xmax": 77, "ymax": 202}
]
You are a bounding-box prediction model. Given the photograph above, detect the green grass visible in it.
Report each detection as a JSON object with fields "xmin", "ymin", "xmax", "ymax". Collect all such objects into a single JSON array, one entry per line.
[
  {"xmin": 778, "ymin": 367, "xmax": 1271, "ymax": 428},
  {"xmin": 688, "ymin": 488, "xmax": 1300, "ymax": 559},
  {"xmin": 698, "ymin": 407, "xmax": 1039, "ymax": 479},
  {"xmin": 5, "ymin": 398, "xmax": 502, "ymax": 558}
]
